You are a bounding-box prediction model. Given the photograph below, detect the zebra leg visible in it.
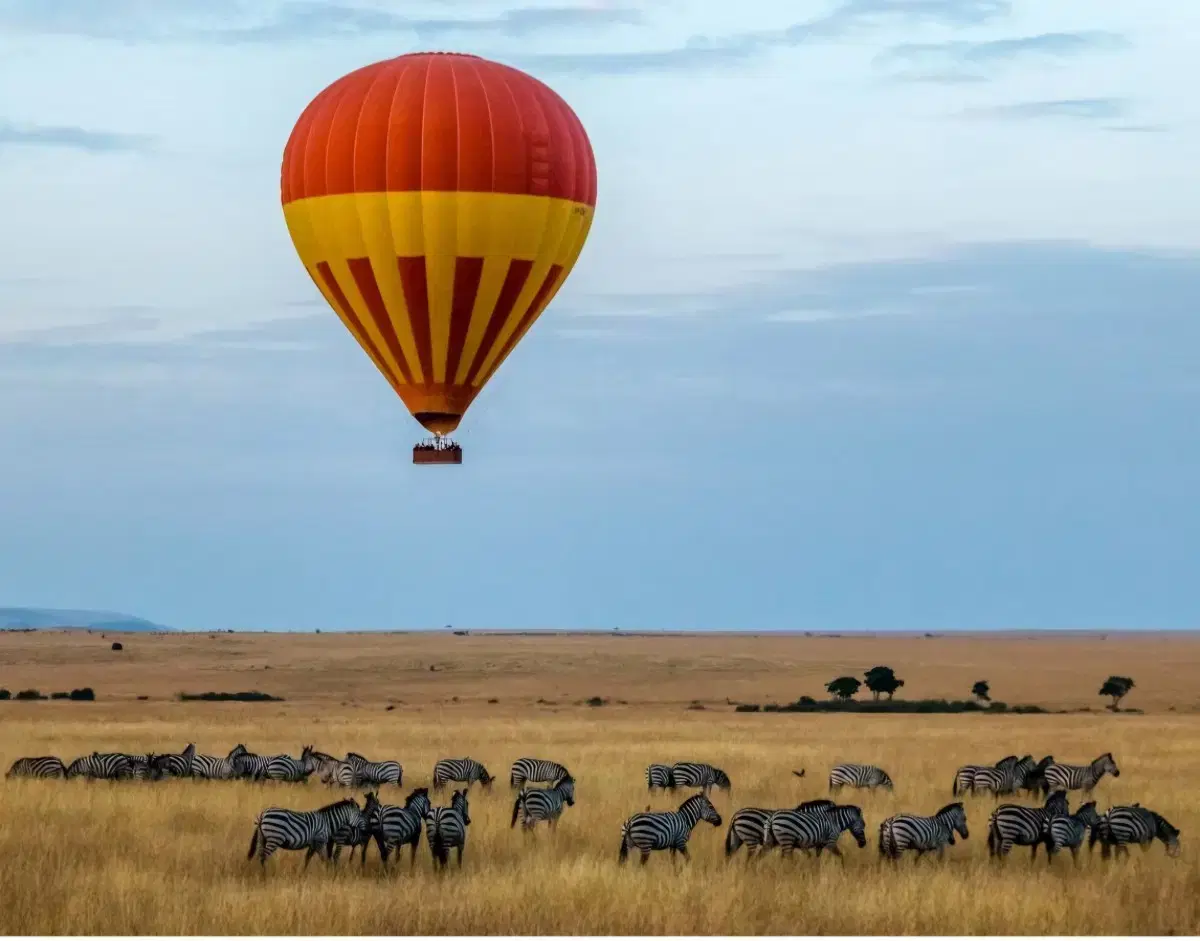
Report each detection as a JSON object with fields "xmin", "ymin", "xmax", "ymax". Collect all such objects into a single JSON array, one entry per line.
[
  {"xmin": 1069, "ymin": 846, "xmax": 1080, "ymax": 866},
  {"xmin": 678, "ymin": 845, "xmax": 691, "ymax": 863},
  {"xmin": 303, "ymin": 846, "xmax": 319, "ymax": 871},
  {"xmin": 640, "ymin": 851, "xmax": 650, "ymax": 866},
  {"xmin": 456, "ymin": 845, "xmax": 464, "ymax": 868}
]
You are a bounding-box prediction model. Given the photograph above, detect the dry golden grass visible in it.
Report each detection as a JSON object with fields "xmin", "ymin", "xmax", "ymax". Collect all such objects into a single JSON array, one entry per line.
[{"xmin": 1, "ymin": 631, "xmax": 1198, "ymax": 934}]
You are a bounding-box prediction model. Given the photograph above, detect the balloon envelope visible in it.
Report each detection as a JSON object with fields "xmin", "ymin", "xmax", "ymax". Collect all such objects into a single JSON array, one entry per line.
[{"xmin": 281, "ymin": 52, "xmax": 597, "ymax": 436}]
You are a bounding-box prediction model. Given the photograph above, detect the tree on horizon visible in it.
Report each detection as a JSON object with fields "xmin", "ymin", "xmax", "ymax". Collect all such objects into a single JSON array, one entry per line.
[
  {"xmin": 826, "ymin": 676, "xmax": 861, "ymax": 701},
  {"xmin": 972, "ymin": 680, "xmax": 990, "ymax": 702},
  {"xmin": 864, "ymin": 665, "xmax": 904, "ymax": 700},
  {"xmin": 1099, "ymin": 675, "xmax": 1135, "ymax": 711}
]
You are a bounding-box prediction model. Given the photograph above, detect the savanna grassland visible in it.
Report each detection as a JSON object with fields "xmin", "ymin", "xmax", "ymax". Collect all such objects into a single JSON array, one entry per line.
[{"xmin": 1, "ymin": 630, "xmax": 1198, "ymax": 935}]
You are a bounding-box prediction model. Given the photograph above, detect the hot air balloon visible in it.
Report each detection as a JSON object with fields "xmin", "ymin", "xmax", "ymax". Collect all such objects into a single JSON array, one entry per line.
[{"xmin": 280, "ymin": 52, "xmax": 597, "ymax": 464}]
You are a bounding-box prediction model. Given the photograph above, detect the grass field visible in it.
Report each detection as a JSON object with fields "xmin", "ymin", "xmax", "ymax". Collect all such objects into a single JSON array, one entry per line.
[{"xmin": 1, "ymin": 630, "xmax": 1197, "ymax": 934}]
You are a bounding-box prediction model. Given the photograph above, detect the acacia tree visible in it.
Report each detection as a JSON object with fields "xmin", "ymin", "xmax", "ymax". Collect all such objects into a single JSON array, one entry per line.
[
  {"xmin": 864, "ymin": 665, "xmax": 904, "ymax": 701},
  {"xmin": 826, "ymin": 676, "xmax": 862, "ymax": 701},
  {"xmin": 972, "ymin": 680, "xmax": 990, "ymax": 703},
  {"xmin": 1099, "ymin": 676, "xmax": 1135, "ymax": 711}
]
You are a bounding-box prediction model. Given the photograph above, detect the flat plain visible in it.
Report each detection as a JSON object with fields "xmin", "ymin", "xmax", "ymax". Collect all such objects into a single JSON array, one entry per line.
[{"xmin": 1, "ymin": 629, "xmax": 1197, "ymax": 935}]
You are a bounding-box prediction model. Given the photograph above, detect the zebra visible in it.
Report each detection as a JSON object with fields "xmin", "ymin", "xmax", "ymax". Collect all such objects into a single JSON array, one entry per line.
[
  {"xmin": 229, "ymin": 744, "xmax": 271, "ymax": 781},
  {"xmin": 1019, "ymin": 755, "xmax": 1056, "ymax": 795},
  {"xmin": 432, "ymin": 758, "xmax": 493, "ymax": 791},
  {"xmin": 618, "ymin": 793, "xmax": 722, "ymax": 865},
  {"xmin": 65, "ymin": 752, "xmax": 133, "ymax": 780},
  {"xmin": 148, "ymin": 743, "xmax": 197, "ymax": 780},
  {"xmin": 987, "ymin": 789, "xmax": 1070, "ymax": 859},
  {"xmin": 671, "ymin": 762, "xmax": 731, "ymax": 794},
  {"xmin": 879, "ymin": 802, "xmax": 968, "ymax": 860},
  {"xmin": 327, "ymin": 800, "xmax": 370, "ymax": 864},
  {"xmin": 1041, "ymin": 800, "xmax": 1101, "ymax": 864},
  {"xmin": 724, "ymin": 800, "xmax": 835, "ymax": 860},
  {"xmin": 263, "ymin": 745, "xmax": 317, "ymax": 783},
  {"xmin": 952, "ymin": 755, "xmax": 1020, "ymax": 796},
  {"xmin": 972, "ymin": 756, "xmax": 1036, "ymax": 799},
  {"xmin": 762, "ymin": 803, "xmax": 868, "ymax": 859},
  {"xmin": 510, "ymin": 757, "xmax": 570, "ymax": 789},
  {"xmin": 246, "ymin": 798, "xmax": 362, "ymax": 869},
  {"xmin": 344, "ymin": 752, "xmax": 402, "ymax": 788},
  {"xmin": 1043, "ymin": 753, "xmax": 1120, "ymax": 794},
  {"xmin": 1090, "ymin": 805, "xmax": 1181, "ymax": 859},
  {"xmin": 829, "ymin": 763, "xmax": 893, "ymax": 793},
  {"xmin": 425, "ymin": 789, "xmax": 471, "ymax": 868},
  {"xmin": 646, "ymin": 763, "xmax": 675, "ymax": 791},
  {"xmin": 121, "ymin": 754, "xmax": 154, "ymax": 780},
  {"xmin": 6, "ymin": 756, "xmax": 67, "ymax": 779},
  {"xmin": 511, "ymin": 776, "xmax": 575, "ymax": 831},
  {"xmin": 363, "ymin": 787, "xmax": 431, "ymax": 868},
  {"xmin": 190, "ymin": 748, "xmax": 239, "ymax": 781}
]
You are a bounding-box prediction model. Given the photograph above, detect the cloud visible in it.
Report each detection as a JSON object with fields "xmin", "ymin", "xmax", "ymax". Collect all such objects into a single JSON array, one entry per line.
[
  {"xmin": 0, "ymin": 120, "xmax": 153, "ymax": 154},
  {"xmin": 876, "ymin": 30, "xmax": 1129, "ymax": 82},
  {"xmin": 0, "ymin": 0, "xmax": 640, "ymax": 43},
  {"xmin": 962, "ymin": 97, "xmax": 1130, "ymax": 123},
  {"xmin": 516, "ymin": 0, "xmax": 1012, "ymax": 75}
]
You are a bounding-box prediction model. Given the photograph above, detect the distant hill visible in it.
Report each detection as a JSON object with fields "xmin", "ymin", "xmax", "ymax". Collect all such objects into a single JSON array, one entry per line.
[{"xmin": 0, "ymin": 608, "xmax": 175, "ymax": 632}]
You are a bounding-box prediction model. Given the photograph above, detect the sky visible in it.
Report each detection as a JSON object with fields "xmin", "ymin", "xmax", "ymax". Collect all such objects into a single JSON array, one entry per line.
[{"xmin": 0, "ymin": 0, "xmax": 1197, "ymax": 632}]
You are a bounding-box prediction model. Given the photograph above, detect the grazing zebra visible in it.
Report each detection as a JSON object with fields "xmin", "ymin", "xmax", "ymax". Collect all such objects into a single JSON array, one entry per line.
[
  {"xmin": 263, "ymin": 746, "xmax": 317, "ymax": 783},
  {"xmin": 6, "ymin": 756, "xmax": 67, "ymax": 779},
  {"xmin": 973, "ymin": 756, "xmax": 1036, "ymax": 799},
  {"xmin": 762, "ymin": 803, "xmax": 868, "ymax": 859},
  {"xmin": 987, "ymin": 789, "xmax": 1070, "ymax": 859},
  {"xmin": 646, "ymin": 763, "xmax": 675, "ymax": 791},
  {"xmin": 952, "ymin": 755, "xmax": 1019, "ymax": 796},
  {"xmin": 618, "ymin": 793, "xmax": 723, "ymax": 865},
  {"xmin": 511, "ymin": 776, "xmax": 576, "ymax": 830},
  {"xmin": 425, "ymin": 789, "xmax": 471, "ymax": 868},
  {"xmin": 432, "ymin": 758, "xmax": 493, "ymax": 791},
  {"xmin": 149, "ymin": 743, "xmax": 197, "ymax": 780},
  {"xmin": 671, "ymin": 762, "xmax": 731, "ymax": 794},
  {"xmin": 190, "ymin": 748, "xmax": 239, "ymax": 781},
  {"xmin": 1043, "ymin": 753, "xmax": 1120, "ymax": 794},
  {"xmin": 724, "ymin": 800, "xmax": 834, "ymax": 860},
  {"xmin": 1042, "ymin": 801, "xmax": 1101, "ymax": 864},
  {"xmin": 363, "ymin": 788, "xmax": 431, "ymax": 868},
  {"xmin": 829, "ymin": 763, "xmax": 893, "ymax": 793},
  {"xmin": 328, "ymin": 800, "xmax": 370, "ymax": 864},
  {"xmin": 1019, "ymin": 755, "xmax": 1056, "ymax": 795},
  {"xmin": 246, "ymin": 798, "xmax": 362, "ymax": 869},
  {"xmin": 510, "ymin": 757, "xmax": 570, "ymax": 789},
  {"xmin": 229, "ymin": 745, "xmax": 271, "ymax": 781},
  {"xmin": 344, "ymin": 752, "xmax": 402, "ymax": 788},
  {"xmin": 65, "ymin": 752, "xmax": 133, "ymax": 780},
  {"xmin": 1090, "ymin": 805, "xmax": 1181, "ymax": 859},
  {"xmin": 121, "ymin": 754, "xmax": 154, "ymax": 780},
  {"xmin": 879, "ymin": 802, "xmax": 968, "ymax": 860}
]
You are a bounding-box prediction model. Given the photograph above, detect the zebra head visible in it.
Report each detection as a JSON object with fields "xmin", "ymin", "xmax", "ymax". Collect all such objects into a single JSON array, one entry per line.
[
  {"xmin": 1152, "ymin": 812, "xmax": 1181, "ymax": 857},
  {"xmin": 937, "ymin": 802, "xmax": 969, "ymax": 840},
  {"xmin": 1074, "ymin": 801, "xmax": 1101, "ymax": 829},
  {"xmin": 450, "ymin": 789, "xmax": 471, "ymax": 825},
  {"xmin": 994, "ymin": 755, "xmax": 1020, "ymax": 770},
  {"xmin": 404, "ymin": 786, "xmax": 432, "ymax": 817},
  {"xmin": 837, "ymin": 805, "xmax": 868, "ymax": 848},
  {"xmin": 681, "ymin": 793, "xmax": 722, "ymax": 828},
  {"xmin": 65, "ymin": 757, "xmax": 87, "ymax": 778},
  {"xmin": 477, "ymin": 766, "xmax": 494, "ymax": 790},
  {"xmin": 298, "ymin": 745, "xmax": 318, "ymax": 774},
  {"xmin": 1044, "ymin": 790, "xmax": 1070, "ymax": 816},
  {"xmin": 227, "ymin": 743, "xmax": 249, "ymax": 761},
  {"xmin": 712, "ymin": 767, "xmax": 732, "ymax": 792},
  {"xmin": 363, "ymin": 791, "xmax": 382, "ymax": 825},
  {"xmin": 1096, "ymin": 752, "xmax": 1120, "ymax": 778},
  {"xmin": 554, "ymin": 776, "xmax": 576, "ymax": 806}
]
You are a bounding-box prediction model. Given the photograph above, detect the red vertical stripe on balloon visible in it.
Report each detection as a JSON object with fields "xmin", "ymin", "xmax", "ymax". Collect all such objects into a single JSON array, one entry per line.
[
  {"xmin": 396, "ymin": 256, "xmax": 434, "ymax": 384},
  {"xmin": 315, "ymin": 261, "xmax": 401, "ymax": 388},
  {"xmin": 480, "ymin": 264, "xmax": 563, "ymax": 385},
  {"xmin": 347, "ymin": 257, "xmax": 415, "ymax": 384},
  {"xmin": 464, "ymin": 260, "xmax": 534, "ymax": 385},
  {"xmin": 446, "ymin": 257, "xmax": 485, "ymax": 383}
]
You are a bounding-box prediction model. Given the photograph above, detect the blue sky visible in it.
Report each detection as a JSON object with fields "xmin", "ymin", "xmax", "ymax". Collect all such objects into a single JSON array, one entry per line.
[{"xmin": 0, "ymin": 0, "xmax": 1197, "ymax": 631}]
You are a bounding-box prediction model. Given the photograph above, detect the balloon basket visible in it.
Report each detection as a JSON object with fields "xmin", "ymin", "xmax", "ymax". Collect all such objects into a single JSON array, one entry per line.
[{"xmin": 413, "ymin": 439, "xmax": 462, "ymax": 465}]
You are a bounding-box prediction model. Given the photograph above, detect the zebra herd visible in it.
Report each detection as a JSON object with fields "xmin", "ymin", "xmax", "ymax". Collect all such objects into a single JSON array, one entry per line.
[{"xmin": 5, "ymin": 745, "xmax": 1182, "ymax": 872}]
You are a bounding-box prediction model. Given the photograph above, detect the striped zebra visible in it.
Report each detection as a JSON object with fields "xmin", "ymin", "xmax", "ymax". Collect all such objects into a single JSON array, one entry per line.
[
  {"xmin": 510, "ymin": 757, "xmax": 570, "ymax": 789},
  {"xmin": 363, "ymin": 787, "xmax": 431, "ymax": 868},
  {"xmin": 1090, "ymin": 805, "xmax": 1181, "ymax": 859},
  {"xmin": 646, "ymin": 763, "xmax": 675, "ymax": 792},
  {"xmin": 246, "ymin": 797, "xmax": 362, "ymax": 869},
  {"xmin": 879, "ymin": 802, "xmax": 968, "ymax": 860},
  {"xmin": 344, "ymin": 752, "xmax": 402, "ymax": 788},
  {"xmin": 6, "ymin": 756, "xmax": 67, "ymax": 779},
  {"xmin": 762, "ymin": 803, "xmax": 868, "ymax": 859},
  {"xmin": 65, "ymin": 752, "xmax": 133, "ymax": 780},
  {"xmin": 327, "ymin": 800, "xmax": 370, "ymax": 864},
  {"xmin": 122, "ymin": 754, "xmax": 154, "ymax": 780},
  {"xmin": 618, "ymin": 793, "xmax": 722, "ymax": 865},
  {"xmin": 987, "ymin": 789, "xmax": 1070, "ymax": 859},
  {"xmin": 952, "ymin": 755, "xmax": 1019, "ymax": 796},
  {"xmin": 149, "ymin": 743, "xmax": 197, "ymax": 780},
  {"xmin": 1042, "ymin": 800, "xmax": 1101, "ymax": 864},
  {"xmin": 1043, "ymin": 753, "xmax": 1120, "ymax": 794},
  {"xmin": 724, "ymin": 800, "xmax": 834, "ymax": 860},
  {"xmin": 511, "ymin": 776, "xmax": 575, "ymax": 831},
  {"xmin": 1019, "ymin": 755, "xmax": 1056, "ymax": 795},
  {"xmin": 829, "ymin": 763, "xmax": 893, "ymax": 793},
  {"xmin": 973, "ymin": 755, "xmax": 1036, "ymax": 799},
  {"xmin": 190, "ymin": 747, "xmax": 240, "ymax": 781},
  {"xmin": 432, "ymin": 758, "xmax": 493, "ymax": 791},
  {"xmin": 425, "ymin": 789, "xmax": 471, "ymax": 868},
  {"xmin": 229, "ymin": 745, "xmax": 270, "ymax": 781},
  {"xmin": 671, "ymin": 762, "xmax": 731, "ymax": 794},
  {"xmin": 263, "ymin": 745, "xmax": 317, "ymax": 783}
]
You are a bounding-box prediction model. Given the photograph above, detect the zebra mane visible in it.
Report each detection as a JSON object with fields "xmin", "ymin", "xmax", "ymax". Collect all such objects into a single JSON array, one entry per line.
[
  {"xmin": 345, "ymin": 751, "xmax": 368, "ymax": 761},
  {"xmin": 796, "ymin": 799, "xmax": 835, "ymax": 812},
  {"xmin": 936, "ymin": 802, "xmax": 965, "ymax": 818},
  {"xmin": 679, "ymin": 792, "xmax": 713, "ymax": 812},
  {"xmin": 316, "ymin": 798, "xmax": 360, "ymax": 813},
  {"xmin": 1150, "ymin": 810, "xmax": 1178, "ymax": 835}
]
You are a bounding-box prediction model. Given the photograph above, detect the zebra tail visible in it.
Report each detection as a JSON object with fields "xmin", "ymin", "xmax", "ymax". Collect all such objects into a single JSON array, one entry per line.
[
  {"xmin": 618, "ymin": 824, "xmax": 630, "ymax": 864},
  {"xmin": 724, "ymin": 822, "xmax": 740, "ymax": 857},
  {"xmin": 247, "ymin": 819, "xmax": 260, "ymax": 860},
  {"xmin": 510, "ymin": 792, "xmax": 524, "ymax": 829},
  {"xmin": 431, "ymin": 828, "xmax": 448, "ymax": 867},
  {"xmin": 952, "ymin": 774, "xmax": 961, "ymax": 797},
  {"xmin": 761, "ymin": 815, "xmax": 777, "ymax": 850}
]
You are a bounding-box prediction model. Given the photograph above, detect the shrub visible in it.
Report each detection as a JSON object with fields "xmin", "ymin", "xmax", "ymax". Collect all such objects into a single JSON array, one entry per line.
[
  {"xmin": 51, "ymin": 691, "xmax": 69, "ymax": 700},
  {"xmin": 70, "ymin": 688, "xmax": 95, "ymax": 701},
  {"xmin": 176, "ymin": 691, "xmax": 284, "ymax": 702},
  {"xmin": 111, "ymin": 642, "xmax": 123, "ymax": 651},
  {"xmin": 585, "ymin": 696, "xmax": 607, "ymax": 707},
  {"xmin": 15, "ymin": 689, "xmax": 46, "ymax": 700},
  {"xmin": 0, "ymin": 689, "xmax": 10, "ymax": 700}
]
